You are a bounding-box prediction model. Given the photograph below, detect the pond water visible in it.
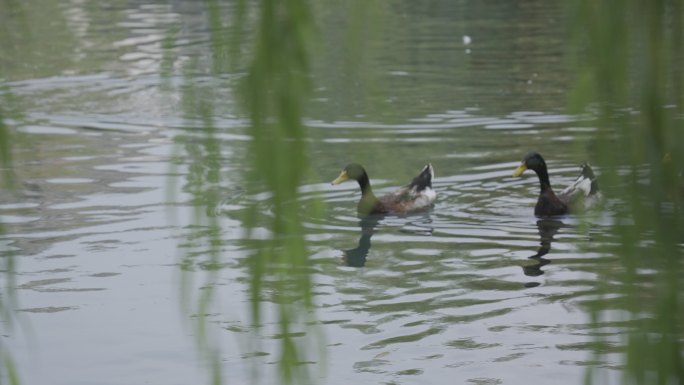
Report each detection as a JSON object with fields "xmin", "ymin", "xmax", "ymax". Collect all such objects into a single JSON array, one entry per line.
[{"xmin": 1, "ymin": 1, "xmax": 629, "ymax": 384}]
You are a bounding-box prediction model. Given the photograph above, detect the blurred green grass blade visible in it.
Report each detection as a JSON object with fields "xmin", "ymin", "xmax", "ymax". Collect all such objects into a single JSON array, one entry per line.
[
  {"xmin": 569, "ymin": 1, "xmax": 684, "ymax": 384},
  {"xmin": 237, "ymin": 1, "xmax": 318, "ymax": 383}
]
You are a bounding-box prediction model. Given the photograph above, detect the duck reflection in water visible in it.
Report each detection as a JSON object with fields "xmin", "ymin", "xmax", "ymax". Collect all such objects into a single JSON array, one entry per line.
[
  {"xmin": 523, "ymin": 219, "xmax": 564, "ymax": 279},
  {"xmin": 341, "ymin": 214, "xmax": 434, "ymax": 267},
  {"xmin": 341, "ymin": 215, "xmax": 381, "ymax": 267}
]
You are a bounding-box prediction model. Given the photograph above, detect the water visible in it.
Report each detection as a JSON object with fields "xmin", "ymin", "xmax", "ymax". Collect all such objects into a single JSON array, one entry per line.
[{"xmin": 1, "ymin": 1, "xmax": 629, "ymax": 384}]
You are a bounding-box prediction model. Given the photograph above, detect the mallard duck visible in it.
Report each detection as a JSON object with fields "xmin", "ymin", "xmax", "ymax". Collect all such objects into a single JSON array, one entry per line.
[
  {"xmin": 512, "ymin": 152, "xmax": 600, "ymax": 216},
  {"xmin": 331, "ymin": 163, "xmax": 436, "ymax": 216}
]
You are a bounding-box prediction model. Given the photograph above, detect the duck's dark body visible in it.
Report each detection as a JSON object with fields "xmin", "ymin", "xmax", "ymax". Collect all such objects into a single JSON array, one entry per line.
[{"xmin": 535, "ymin": 188, "xmax": 569, "ymax": 216}]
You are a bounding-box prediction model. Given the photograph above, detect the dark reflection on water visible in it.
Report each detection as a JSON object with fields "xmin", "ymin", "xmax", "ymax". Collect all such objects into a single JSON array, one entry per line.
[
  {"xmin": 522, "ymin": 219, "xmax": 563, "ymax": 279},
  {"xmin": 342, "ymin": 213, "xmax": 435, "ymax": 267},
  {"xmin": 341, "ymin": 215, "xmax": 379, "ymax": 267}
]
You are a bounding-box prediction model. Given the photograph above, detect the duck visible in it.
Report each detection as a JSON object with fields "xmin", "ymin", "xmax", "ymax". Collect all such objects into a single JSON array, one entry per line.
[
  {"xmin": 331, "ymin": 163, "xmax": 436, "ymax": 216},
  {"xmin": 512, "ymin": 152, "xmax": 601, "ymax": 216}
]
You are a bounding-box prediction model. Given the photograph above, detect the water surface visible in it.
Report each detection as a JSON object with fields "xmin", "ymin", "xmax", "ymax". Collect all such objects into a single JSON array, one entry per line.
[{"xmin": 1, "ymin": 1, "xmax": 628, "ymax": 384}]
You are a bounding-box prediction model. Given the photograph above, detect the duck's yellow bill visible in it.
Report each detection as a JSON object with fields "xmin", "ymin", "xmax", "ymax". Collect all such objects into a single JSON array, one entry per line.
[
  {"xmin": 512, "ymin": 163, "xmax": 527, "ymax": 177},
  {"xmin": 331, "ymin": 170, "xmax": 349, "ymax": 185}
]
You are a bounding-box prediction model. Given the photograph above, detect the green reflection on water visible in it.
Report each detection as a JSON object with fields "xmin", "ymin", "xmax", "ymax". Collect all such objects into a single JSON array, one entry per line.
[{"xmin": 175, "ymin": 55, "xmax": 225, "ymax": 384}]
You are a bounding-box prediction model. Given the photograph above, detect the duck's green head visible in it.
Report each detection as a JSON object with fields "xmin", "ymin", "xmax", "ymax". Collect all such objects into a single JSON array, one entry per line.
[{"xmin": 332, "ymin": 163, "xmax": 367, "ymax": 185}]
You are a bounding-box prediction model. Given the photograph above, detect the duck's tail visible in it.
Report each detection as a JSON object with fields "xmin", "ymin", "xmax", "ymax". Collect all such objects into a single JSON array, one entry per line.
[
  {"xmin": 409, "ymin": 163, "xmax": 434, "ymax": 192},
  {"xmin": 561, "ymin": 163, "xmax": 600, "ymax": 198}
]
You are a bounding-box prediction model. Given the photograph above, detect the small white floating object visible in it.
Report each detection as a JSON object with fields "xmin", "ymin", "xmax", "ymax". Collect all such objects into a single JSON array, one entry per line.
[{"xmin": 462, "ymin": 35, "xmax": 472, "ymax": 45}]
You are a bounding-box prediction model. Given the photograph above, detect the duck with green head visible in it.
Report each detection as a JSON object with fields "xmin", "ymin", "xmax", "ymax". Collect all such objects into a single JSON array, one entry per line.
[{"xmin": 331, "ymin": 163, "xmax": 436, "ymax": 216}]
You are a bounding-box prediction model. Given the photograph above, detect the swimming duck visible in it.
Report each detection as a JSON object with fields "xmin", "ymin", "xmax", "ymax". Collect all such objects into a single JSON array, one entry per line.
[
  {"xmin": 331, "ymin": 163, "xmax": 436, "ymax": 216},
  {"xmin": 512, "ymin": 152, "xmax": 600, "ymax": 216}
]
